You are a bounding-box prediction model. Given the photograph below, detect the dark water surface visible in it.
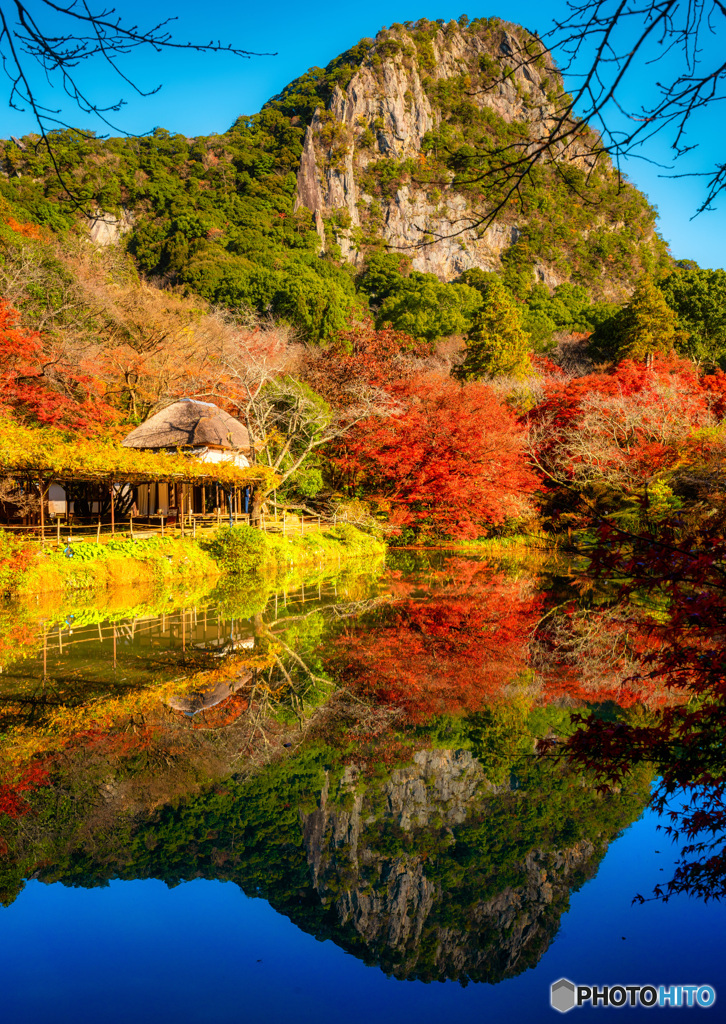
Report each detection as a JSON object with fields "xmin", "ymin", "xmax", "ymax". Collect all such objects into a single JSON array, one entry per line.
[{"xmin": 1, "ymin": 551, "xmax": 724, "ymax": 1023}]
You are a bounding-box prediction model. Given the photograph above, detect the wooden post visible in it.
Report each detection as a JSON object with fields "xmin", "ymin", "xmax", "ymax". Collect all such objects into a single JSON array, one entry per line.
[
  {"xmin": 161, "ymin": 515, "xmax": 165, "ymax": 538},
  {"xmin": 56, "ymin": 519, "xmax": 61, "ymax": 545},
  {"xmin": 193, "ymin": 518, "xmax": 197, "ymax": 540},
  {"xmin": 202, "ymin": 486, "xmax": 206, "ymax": 516},
  {"xmin": 110, "ymin": 482, "xmax": 115, "ymax": 535},
  {"xmin": 318, "ymin": 515, "xmax": 321, "ymax": 531},
  {"xmin": 39, "ymin": 480, "xmax": 46, "ymax": 545},
  {"xmin": 113, "ymin": 626, "xmax": 117, "ymax": 670},
  {"xmin": 96, "ymin": 518, "xmax": 101, "ymax": 544}
]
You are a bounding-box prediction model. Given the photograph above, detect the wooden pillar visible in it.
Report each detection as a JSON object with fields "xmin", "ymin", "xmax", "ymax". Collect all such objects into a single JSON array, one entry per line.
[
  {"xmin": 39, "ymin": 479, "xmax": 46, "ymax": 545},
  {"xmin": 110, "ymin": 482, "xmax": 115, "ymax": 535}
]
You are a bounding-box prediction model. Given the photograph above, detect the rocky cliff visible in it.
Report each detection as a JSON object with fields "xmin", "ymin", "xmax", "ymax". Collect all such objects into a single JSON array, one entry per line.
[
  {"xmin": 300, "ymin": 748, "xmax": 604, "ymax": 983},
  {"xmin": 292, "ymin": 19, "xmax": 664, "ymax": 297}
]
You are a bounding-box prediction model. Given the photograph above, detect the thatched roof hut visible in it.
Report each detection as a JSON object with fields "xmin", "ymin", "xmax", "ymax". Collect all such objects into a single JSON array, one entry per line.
[{"xmin": 122, "ymin": 399, "xmax": 251, "ymax": 453}]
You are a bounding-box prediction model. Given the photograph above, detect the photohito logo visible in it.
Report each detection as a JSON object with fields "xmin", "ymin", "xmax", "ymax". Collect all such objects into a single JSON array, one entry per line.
[{"xmin": 550, "ymin": 979, "xmax": 716, "ymax": 1012}]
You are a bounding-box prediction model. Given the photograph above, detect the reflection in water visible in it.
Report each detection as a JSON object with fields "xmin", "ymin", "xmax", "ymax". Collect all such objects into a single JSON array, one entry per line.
[{"xmin": 5, "ymin": 549, "xmax": 712, "ymax": 990}]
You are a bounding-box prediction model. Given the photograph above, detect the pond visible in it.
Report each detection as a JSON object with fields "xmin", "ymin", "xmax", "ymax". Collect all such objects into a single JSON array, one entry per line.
[{"xmin": 0, "ymin": 550, "xmax": 724, "ymax": 1022}]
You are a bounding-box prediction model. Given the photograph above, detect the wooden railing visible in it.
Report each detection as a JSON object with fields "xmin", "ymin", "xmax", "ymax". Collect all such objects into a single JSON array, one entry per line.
[{"xmin": 1, "ymin": 506, "xmax": 330, "ymax": 544}]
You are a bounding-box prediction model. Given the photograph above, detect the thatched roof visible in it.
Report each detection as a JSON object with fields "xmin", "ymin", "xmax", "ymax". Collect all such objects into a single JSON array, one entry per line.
[{"xmin": 122, "ymin": 399, "xmax": 251, "ymax": 452}]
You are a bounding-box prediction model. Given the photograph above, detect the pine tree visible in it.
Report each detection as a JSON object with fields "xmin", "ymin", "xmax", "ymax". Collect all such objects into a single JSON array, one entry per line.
[
  {"xmin": 456, "ymin": 277, "xmax": 532, "ymax": 380},
  {"xmin": 617, "ymin": 278, "xmax": 689, "ymax": 363}
]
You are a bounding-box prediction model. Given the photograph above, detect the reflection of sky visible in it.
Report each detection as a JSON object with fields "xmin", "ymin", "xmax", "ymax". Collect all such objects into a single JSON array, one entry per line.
[
  {"xmin": 1, "ymin": 0, "xmax": 723, "ymax": 269},
  {"xmin": 2, "ymin": 806, "xmax": 724, "ymax": 1023}
]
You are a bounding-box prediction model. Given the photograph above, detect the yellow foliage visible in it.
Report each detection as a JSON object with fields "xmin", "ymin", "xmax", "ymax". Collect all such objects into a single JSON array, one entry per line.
[{"xmin": 0, "ymin": 416, "xmax": 279, "ymax": 491}]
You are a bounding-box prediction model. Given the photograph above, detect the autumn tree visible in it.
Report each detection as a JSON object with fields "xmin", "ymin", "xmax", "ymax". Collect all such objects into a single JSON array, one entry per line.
[
  {"xmin": 329, "ymin": 374, "xmax": 538, "ymax": 538},
  {"xmin": 456, "ymin": 276, "xmax": 532, "ymax": 380},
  {"xmin": 527, "ymin": 356, "xmax": 713, "ymax": 523},
  {"xmin": 0, "ymin": 297, "xmax": 112, "ymax": 432}
]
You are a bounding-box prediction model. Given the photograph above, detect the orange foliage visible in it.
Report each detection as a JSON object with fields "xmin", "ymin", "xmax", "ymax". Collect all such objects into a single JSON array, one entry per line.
[{"xmin": 329, "ymin": 560, "xmax": 541, "ymax": 723}]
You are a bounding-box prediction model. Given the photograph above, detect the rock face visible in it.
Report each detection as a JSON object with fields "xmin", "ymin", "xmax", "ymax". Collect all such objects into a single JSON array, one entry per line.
[
  {"xmin": 301, "ymin": 748, "xmax": 602, "ymax": 982},
  {"xmin": 88, "ymin": 207, "xmax": 135, "ymax": 246},
  {"xmin": 293, "ymin": 20, "xmax": 656, "ymax": 295}
]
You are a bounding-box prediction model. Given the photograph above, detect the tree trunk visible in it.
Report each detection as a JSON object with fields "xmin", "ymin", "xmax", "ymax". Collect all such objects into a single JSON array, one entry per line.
[{"xmin": 250, "ymin": 488, "xmax": 265, "ymax": 528}]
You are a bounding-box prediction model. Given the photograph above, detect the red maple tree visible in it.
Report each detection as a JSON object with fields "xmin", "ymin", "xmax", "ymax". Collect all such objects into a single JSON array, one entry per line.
[{"xmin": 0, "ymin": 298, "xmax": 112, "ymax": 432}]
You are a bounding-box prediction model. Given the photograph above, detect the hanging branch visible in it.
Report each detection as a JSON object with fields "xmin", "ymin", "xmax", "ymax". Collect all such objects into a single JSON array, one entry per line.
[{"xmin": 0, "ymin": 0, "xmax": 271, "ymax": 209}]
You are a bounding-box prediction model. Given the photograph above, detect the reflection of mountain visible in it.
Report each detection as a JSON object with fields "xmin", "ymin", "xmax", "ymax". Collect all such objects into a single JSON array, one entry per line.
[
  {"xmin": 300, "ymin": 750, "xmax": 618, "ymax": 982},
  {"xmin": 0, "ymin": 734, "xmax": 650, "ymax": 982}
]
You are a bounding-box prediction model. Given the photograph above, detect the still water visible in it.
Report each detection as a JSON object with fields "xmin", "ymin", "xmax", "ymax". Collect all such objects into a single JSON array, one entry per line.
[{"xmin": 0, "ymin": 552, "xmax": 724, "ymax": 1023}]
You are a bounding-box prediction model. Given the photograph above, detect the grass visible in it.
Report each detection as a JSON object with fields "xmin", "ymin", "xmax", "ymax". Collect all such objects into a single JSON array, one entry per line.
[{"xmin": 1, "ymin": 523, "xmax": 386, "ymax": 597}]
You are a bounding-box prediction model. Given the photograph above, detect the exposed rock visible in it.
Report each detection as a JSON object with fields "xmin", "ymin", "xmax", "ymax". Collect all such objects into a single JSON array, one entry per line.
[
  {"xmin": 300, "ymin": 747, "xmax": 606, "ymax": 982},
  {"xmin": 293, "ymin": 21, "xmax": 652, "ymax": 294},
  {"xmin": 88, "ymin": 208, "xmax": 135, "ymax": 246}
]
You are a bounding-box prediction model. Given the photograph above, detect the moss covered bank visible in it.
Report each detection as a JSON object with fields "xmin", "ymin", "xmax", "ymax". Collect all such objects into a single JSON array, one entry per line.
[{"xmin": 2, "ymin": 524, "xmax": 385, "ymax": 598}]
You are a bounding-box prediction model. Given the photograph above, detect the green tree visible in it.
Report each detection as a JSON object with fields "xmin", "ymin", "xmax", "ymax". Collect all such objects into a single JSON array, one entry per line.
[
  {"xmin": 376, "ymin": 272, "xmax": 482, "ymax": 343},
  {"xmin": 660, "ymin": 265, "xmax": 726, "ymax": 367},
  {"xmin": 615, "ymin": 278, "xmax": 688, "ymax": 363},
  {"xmin": 456, "ymin": 276, "xmax": 532, "ymax": 379}
]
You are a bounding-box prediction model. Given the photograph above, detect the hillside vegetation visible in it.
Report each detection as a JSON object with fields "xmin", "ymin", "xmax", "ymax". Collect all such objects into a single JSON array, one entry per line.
[{"xmin": 0, "ymin": 17, "xmax": 669, "ymax": 350}]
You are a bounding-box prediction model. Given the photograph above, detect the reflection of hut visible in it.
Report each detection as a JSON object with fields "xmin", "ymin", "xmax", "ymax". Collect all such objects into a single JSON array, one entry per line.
[
  {"xmin": 167, "ymin": 671, "xmax": 253, "ymax": 716},
  {"xmin": 122, "ymin": 399, "xmax": 253, "ymax": 516}
]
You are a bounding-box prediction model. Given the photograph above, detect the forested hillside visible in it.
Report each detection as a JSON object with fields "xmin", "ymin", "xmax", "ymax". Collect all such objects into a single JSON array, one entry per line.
[
  {"xmin": 0, "ymin": 17, "xmax": 669, "ymax": 349},
  {"xmin": 2, "ymin": 16, "xmax": 726, "ymax": 542}
]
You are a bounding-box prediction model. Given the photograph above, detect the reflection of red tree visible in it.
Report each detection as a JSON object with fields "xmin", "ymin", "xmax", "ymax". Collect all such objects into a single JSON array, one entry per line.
[
  {"xmin": 563, "ymin": 516, "xmax": 726, "ymax": 901},
  {"xmin": 329, "ymin": 563, "xmax": 541, "ymax": 723},
  {"xmin": 190, "ymin": 693, "xmax": 249, "ymax": 729},
  {"xmin": 535, "ymin": 604, "xmax": 673, "ymax": 709},
  {"xmin": 0, "ymin": 762, "xmax": 49, "ymax": 820}
]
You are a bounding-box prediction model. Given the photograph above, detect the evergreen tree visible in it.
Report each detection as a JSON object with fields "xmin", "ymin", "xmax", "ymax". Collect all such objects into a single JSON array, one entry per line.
[
  {"xmin": 660, "ymin": 265, "xmax": 726, "ymax": 366},
  {"xmin": 456, "ymin": 276, "xmax": 532, "ymax": 380},
  {"xmin": 616, "ymin": 278, "xmax": 688, "ymax": 363}
]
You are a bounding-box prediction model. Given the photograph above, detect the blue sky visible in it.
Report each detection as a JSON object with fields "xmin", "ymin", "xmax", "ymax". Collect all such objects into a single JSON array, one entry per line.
[{"xmin": 2, "ymin": 0, "xmax": 724, "ymax": 270}]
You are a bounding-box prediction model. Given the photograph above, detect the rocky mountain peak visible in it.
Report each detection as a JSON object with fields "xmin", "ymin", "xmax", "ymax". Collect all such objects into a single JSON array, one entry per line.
[{"xmin": 293, "ymin": 18, "xmax": 661, "ymax": 297}]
